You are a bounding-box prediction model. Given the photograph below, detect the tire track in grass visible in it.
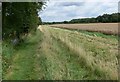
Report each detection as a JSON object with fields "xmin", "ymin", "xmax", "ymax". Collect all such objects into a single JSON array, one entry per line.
[
  {"xmin": 3, "ymin": 31, "xmax": 42, "ymax": 80},
  {"xmin": 4, "ymin": 44, "xmax": 36, "ymax": 80}
]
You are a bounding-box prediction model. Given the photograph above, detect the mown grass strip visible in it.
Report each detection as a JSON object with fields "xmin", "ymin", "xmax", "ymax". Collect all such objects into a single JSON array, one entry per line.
[{"xmin": 2, "ymin": 30, "xmax": 43, "ymax": 80}]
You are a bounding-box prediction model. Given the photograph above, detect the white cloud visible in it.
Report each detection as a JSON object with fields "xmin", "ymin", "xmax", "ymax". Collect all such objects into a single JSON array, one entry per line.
[{"xmin": 39, "ymin": 0, "xmax": 119, "ymax": 22}]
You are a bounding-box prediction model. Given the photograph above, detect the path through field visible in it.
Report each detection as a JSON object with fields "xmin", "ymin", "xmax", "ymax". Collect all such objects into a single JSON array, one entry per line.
[{"xmin": 3, "ymin": 25, "xmax": 118, "ymax": 80}]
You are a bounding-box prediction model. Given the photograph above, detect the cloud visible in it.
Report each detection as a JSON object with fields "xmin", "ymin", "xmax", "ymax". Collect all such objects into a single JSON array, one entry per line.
[
  {"xmin": 39, "ymin": 0, "xmax": 119, "ymax": 22},
  {"xmin": 56, "ymin": 2, "xmax": 85, "ymax": 6}
]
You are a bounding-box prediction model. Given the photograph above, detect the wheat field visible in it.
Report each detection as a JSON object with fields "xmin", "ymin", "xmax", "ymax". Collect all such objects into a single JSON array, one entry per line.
[{"xmin": 49, "ymin": 23, "xmax": 118, "ymax": 35}]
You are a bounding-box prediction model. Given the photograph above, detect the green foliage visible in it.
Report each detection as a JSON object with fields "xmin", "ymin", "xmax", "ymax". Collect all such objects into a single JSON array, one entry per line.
[{"xmin": 2, "ymin": 2, "xmax": 45, "ymax": 40}]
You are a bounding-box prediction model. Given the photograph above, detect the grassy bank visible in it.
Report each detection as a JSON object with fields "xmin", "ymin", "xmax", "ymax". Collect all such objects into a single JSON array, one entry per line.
[
  {"xmin": 2, "ymin": 25, "xmax": 118, "ymax": 80},
  {"xmin": 47, "ymin": 26, "xmax": 118, "ymax": 79}
]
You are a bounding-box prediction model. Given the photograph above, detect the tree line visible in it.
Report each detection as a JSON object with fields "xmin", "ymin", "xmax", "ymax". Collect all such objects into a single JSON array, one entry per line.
[
  {"xmin": 2, "ymin": 2, "xmax": 46, "ymax": 42},
  {"xmin": 43, "ymin": 13, "xmax": 120, "ymax": 24}
]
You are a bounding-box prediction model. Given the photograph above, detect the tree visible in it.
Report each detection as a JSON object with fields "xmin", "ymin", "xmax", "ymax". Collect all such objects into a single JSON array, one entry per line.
[{"xmin": 2, "ymin": 2, "xmax": 46, "ymax": 41}]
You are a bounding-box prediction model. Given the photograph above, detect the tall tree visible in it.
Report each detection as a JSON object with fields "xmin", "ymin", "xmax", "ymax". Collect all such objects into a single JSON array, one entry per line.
[{"xmin": 2, "ymin": 2, "xmax": 46, "ymax": 40}]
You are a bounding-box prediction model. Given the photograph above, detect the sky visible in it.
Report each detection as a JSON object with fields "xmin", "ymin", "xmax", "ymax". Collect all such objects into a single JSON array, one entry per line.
[{"xmin": 39, "ymin": 0, "xmax": 119, "ymax": 22}]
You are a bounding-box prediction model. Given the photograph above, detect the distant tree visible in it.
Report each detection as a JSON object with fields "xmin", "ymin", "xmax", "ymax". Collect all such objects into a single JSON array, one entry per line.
[
  {"xmin": 43, "ymin": 13, "xmax": 120, "ymax": 24},
  {"xmin": 63, "ymin": 21, "xmax": 69, "ymax": 24}
]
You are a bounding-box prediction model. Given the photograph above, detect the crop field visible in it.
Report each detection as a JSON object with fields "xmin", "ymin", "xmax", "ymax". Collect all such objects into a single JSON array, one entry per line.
[
  {"xmin": 2, "ymin": 25, "xmax": 118, "ymax": 80},
  {"xmin": 49, "ymin": 23, "xmax": 118, "ymax": 35}
]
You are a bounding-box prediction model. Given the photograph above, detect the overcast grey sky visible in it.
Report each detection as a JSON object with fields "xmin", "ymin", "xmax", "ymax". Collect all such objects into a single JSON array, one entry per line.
[{"xmin": 39, "ymin": 0, "xmax": 119, "ymax": 22}]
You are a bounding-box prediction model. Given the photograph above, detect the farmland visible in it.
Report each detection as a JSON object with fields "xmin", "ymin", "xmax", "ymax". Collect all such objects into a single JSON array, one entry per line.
[
  {"xmin": 49, "ymin": 23, "xmax": 118, "ymax": 35},
  {"xmin": 2, "ymin": 24, "xmax": 118, "ymax": 80}
]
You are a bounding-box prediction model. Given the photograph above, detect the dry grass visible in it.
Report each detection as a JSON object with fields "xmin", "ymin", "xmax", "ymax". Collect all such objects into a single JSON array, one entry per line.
[
  {"xmin": 49, "ymin": 23, "xmax": 118, "ymax": 35},
  {"xmin": 47, "ymin": 26, "xmax": 118, "ymax": 80}
]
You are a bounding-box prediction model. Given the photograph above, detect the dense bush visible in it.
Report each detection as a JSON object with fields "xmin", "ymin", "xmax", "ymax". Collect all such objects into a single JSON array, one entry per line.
[{"xmin": 2, "ymin": 2, "xmax": 46, "ymax": 42}]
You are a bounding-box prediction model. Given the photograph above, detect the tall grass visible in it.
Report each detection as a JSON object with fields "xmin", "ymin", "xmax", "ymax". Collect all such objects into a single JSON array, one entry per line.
[{"xmin": 48, "ymin": 26, "xmax": 118, "ymax": 80}]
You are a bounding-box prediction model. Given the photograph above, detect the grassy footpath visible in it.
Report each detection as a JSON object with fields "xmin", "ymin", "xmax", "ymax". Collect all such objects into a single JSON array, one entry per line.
[
  {"xmin": 2, "ymin": 31, "xmax": 43, "ymax": 80},
  {"xmin": 2, "ymin": 25, "xmax": 118, "ymax": 80}
]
